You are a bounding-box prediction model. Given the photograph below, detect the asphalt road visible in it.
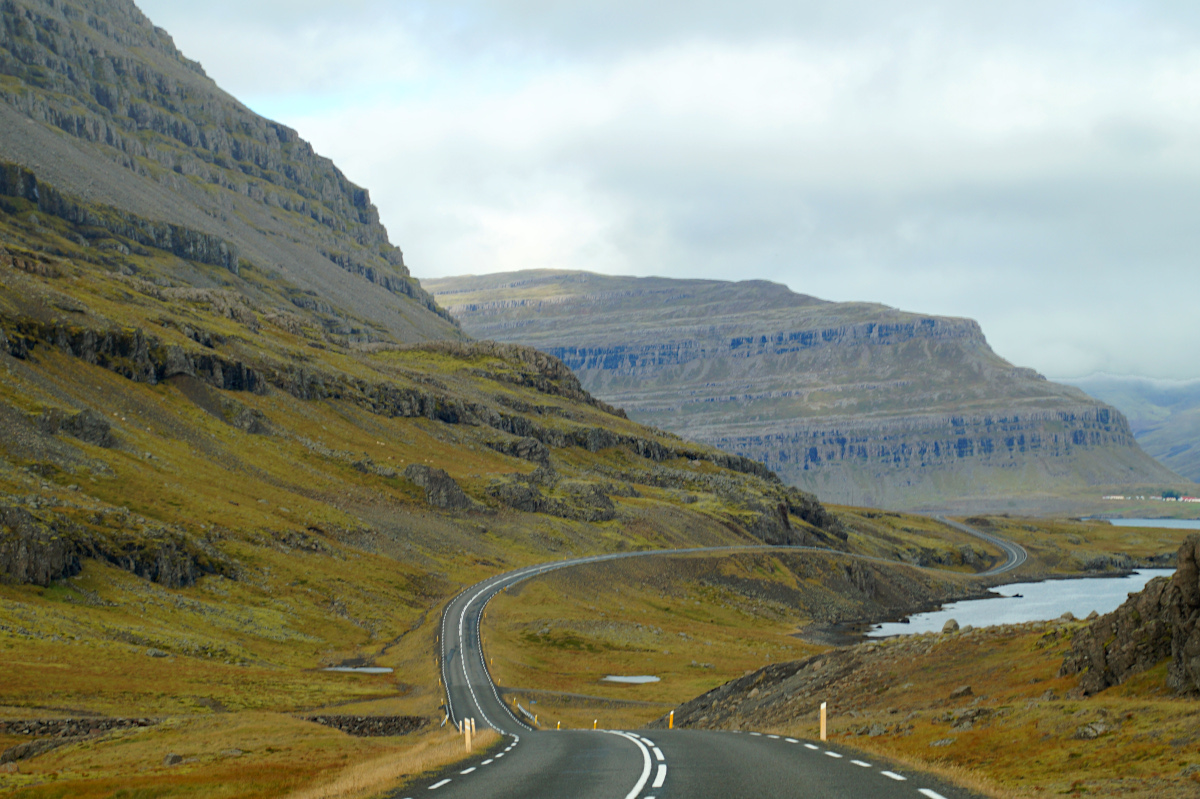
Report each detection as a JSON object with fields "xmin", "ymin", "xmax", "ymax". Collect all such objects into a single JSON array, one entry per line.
[
  {"xmin": 417, "ymin": 538, "xmax": 1014, "ymax": 799},
  {"xmin": 933, "ymin": 516, "xmax": 1029, "ymax": 576}
]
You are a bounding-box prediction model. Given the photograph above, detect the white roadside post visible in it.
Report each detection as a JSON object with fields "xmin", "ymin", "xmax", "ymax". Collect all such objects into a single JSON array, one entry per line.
[{"xmin": 820, "ymin": 702, "xmax": 827, "ymax": 742}]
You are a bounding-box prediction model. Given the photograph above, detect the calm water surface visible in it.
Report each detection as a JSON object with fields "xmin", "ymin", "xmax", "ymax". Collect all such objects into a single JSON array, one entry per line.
[
  {"xmin": 1106, "ymin": 518, "xmax": 1200, "ymax": 529},
  {"xmin": 867, "ymin": 569, "xmax": 1174, "ymax": 637}
]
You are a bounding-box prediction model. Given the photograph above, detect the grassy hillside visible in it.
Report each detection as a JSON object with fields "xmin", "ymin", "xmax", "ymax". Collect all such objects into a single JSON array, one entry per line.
[
  {"xmin": 0, "ymin": 156, "xmax": 862, "ymax": 794},
  {"xmin": 427, "ymin": 270, "xmax": 1187, "ymax": 514}
]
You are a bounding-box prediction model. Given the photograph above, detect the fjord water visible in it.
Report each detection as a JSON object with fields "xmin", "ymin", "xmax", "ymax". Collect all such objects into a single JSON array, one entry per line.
[
  {"xmin": 867, "ymin": 569, "xmax": 1175, "ymax": 637},
  {"xmin": 1106, "ymin": 518, "xmax": 1200, "ymax": 529}
]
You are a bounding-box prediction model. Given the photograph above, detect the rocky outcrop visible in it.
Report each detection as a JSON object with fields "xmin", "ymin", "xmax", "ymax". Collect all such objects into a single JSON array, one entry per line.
[
  {"xmin": 0, "ymin": 717, "xmax": 156, "ymax": 737},
  {"xmin": 2, "ymin": 315, "xmax": 791, "ymax": 488},
  {"xmin": 303, "ymin": 715, "xmax": 426, "ymax": 737},
  {"xmin": 1060, "ymin": 534, "xmax": 1200, "ymax": 696},
  {"xmin": 403, "ymin": 465, "xmax": 476, "ymax": 511},
  {"xmin": 485, "ymin": 476, "xmax": 616, "ymax": 522},
  {"xmin": 36, "ymin": 408, "xmax": 115, "ymax": 447},
  {"xmin": 0, "ymin": 500, "xmax": 235, "ymax": 588},
  {"xmin": 0, "ymin": 717, "xmax": 158, "ymax": 764},
  {"xmin": 486, "ymin": 436, "xmax": 551, "ymax": 464},
  {"xmin": 0, "ymin": 161, "xmax": 239, "ymax": 272}
]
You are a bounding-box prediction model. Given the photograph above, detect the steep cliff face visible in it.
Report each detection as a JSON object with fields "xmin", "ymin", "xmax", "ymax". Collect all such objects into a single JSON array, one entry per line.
[
  {"xmin": 1060, "ymin": 533, "xmax": 1200, "ymax": 697},
  {"xmin": 0, "ymin": 0, "xmax": 459, "ymax": 342},
  {"xmin": 427, "ymin": 270, "xmax": 1183, "ymax": 510}
]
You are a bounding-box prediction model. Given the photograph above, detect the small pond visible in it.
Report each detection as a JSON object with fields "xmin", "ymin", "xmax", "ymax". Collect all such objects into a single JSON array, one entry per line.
[
  {"xmin": 602, "ymin": 675, "xmax": 660, "ymax": 684},
  {"xmin": 322, "ymin": 667, "xmax": 394, "ymax": 674}
]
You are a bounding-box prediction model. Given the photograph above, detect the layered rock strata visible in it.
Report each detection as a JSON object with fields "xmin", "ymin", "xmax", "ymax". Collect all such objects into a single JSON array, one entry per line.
[{"xmin": 428, "ymin": 270, "xmax": 1183, "ymax": 510}]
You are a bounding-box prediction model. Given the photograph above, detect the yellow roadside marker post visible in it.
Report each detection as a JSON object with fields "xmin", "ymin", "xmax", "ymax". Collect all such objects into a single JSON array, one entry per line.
[
  {"xmin": 593, "ymin": 719, "xmax": 598, "ymax": 730},
  {"xmin": 669, "ymin": 710, "xmax": 674, "ymax": 729},
  {"xmin": 820, "ymin": 702, "xmax": 827, "ymax": 742}
]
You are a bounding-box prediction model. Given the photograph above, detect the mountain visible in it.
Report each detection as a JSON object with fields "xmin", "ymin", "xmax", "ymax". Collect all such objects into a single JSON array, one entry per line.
[
  {"xmin": 0, "ymin": 0, "xmax": 458, "ymax": 343},
  {"xmin": 1060, "ymin": 375, "xmax": 1200, "ymax": 483},
  {"xmin": 426, "ymin": 270, "xmax": 1185, "ymax": 512},
  {"xmin": 0, "ymin": 4, "xmax": 871, "ymax": 790}
]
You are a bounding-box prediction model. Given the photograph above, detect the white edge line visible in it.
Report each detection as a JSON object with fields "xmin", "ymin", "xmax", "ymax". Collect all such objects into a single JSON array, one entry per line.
[
  {"xmin": 608, "ymin": 730, "xmax": 653, "ymax": 799},
  {"xmin": 652, "ymin": 763, "xmax": 667, "ymax": 789}
]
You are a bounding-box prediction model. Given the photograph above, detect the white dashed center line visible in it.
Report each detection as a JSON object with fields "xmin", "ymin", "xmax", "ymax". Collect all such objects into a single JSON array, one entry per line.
[
  {"xmin": 481, "ymin": 759, "xmax": 493, "ymax": 765},
  {"xmin": 653, "ymin": 747, "xmax": 665, "ymax": 761},
  {"xmin": 459, "ymin": 767, "xmax": 476, "ymax": 775},
  {"xmin": 804, "ymin": 743, "xmax": 819, "ymax": 750},
  {"xmin": 824, "ymin": 751, "xmax": 843, "ymax": 759},
  {"xmin": 428, "ymin": 778, "xmax": 451, "ymax": 790},
  {"xmin": 495, "ymin": 752, "xmax": 504, "ymax": 758},
  {"xmin": 881, "ymin": 770, "xmax": 907, "ymax": 781},
  {"xmin": 749, "ymin": 732, "xmax": 762, "ymax": 736},
  {"xmin": 918, "ymin": 790, "xmax": 949, "ymax": 799},
  {"xmin": 785, "ymin": 738, "xmax": 798, "ymax": 743},
  {"xmin": 767, "ymin": 734, "xmax": 780, "ymax": 739},
  {"xmin": 652, "ymin": 764, "xmax": 667, "ymax": 788},
  {"xmin": 851, "ymin": 759, "xmax": 872, "ymax": 768}
]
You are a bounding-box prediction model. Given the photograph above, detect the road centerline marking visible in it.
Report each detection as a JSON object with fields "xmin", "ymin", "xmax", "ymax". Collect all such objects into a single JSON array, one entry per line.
[
  {"xmin": 881, "ymin": 770, "xmax": 907, "ymax": 781},
  {"xmin": 652, "ymin": 764, "xmax": 667, "ymax": 788},
  {"xmin": 785, "ymin": 738, "xmax": 798, "ymax": 743},
  {"xmin": 607, "ymin": 730, "xmax": 653, "ymax": 799},
  {"xmin": 459, "ymin": 767, "xmax": 476, "ymax": 774},
  {"xmin": 481, "ymin": 759, "xmax": 493, "ymax": 765},
  {"xmin": 851, "ymin": 759, "xmax": 872, "ymax": 767},
  {"xmin": 653, "ymin": 747, "xmax": 664, "ymax": 761},
  {"xmin": 767, "ymin": 734, "xmax": 780, "ymax": 739},
  {"xmin": 428, "ymin": 779, "xmax": 451, "ymax": 790},
  {"xmin": 824, "ymin": 751, "xmax": 843, "ymax": 758},
  {"xmin": 918, "ymin": 790, "xmax": 949, "ymax": 799},
  {"xmin": 804, "ymin": 743, "xmax": 819, "ymax": 750}
]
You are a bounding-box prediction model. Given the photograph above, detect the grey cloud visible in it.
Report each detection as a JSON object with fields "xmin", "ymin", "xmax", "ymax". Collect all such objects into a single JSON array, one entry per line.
[{"xmin": 135, "ymin": 0, "xmax": 1200, "ymax": 380}]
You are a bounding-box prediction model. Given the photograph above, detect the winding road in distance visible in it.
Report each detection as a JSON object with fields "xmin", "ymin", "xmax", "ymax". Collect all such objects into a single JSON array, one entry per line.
[{"xmin": 398, "ymin": 524, "xmax": 1024, "ymax": 799}]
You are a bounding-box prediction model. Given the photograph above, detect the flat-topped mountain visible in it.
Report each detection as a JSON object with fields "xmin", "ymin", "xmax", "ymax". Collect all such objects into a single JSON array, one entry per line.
[
  {"xmin": 427, "ymin": 270, "xmax": 1184, "ymax": 511},
  {"xmin": 0, "ymin": 0, "xmax": 458, "ymax": 343}
]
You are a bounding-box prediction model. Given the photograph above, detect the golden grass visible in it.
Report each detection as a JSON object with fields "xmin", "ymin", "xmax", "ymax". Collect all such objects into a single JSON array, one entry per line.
[
  {"xmin": 753, "ymin": 624, "xmax": 1200, "ymax": 799},
  {"xmin": 286, "ymin": 729, "xmax": 500, "ymax": 799}
]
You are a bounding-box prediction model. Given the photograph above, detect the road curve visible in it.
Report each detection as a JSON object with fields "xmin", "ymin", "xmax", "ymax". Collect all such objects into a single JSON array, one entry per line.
[
  {"xmin": 420, "ymin": 540, "xmax": 1004, "ymax": 799},
  {"xmin": 933, "ymin": 515, "xmax": 1029, "ymax": 576}
]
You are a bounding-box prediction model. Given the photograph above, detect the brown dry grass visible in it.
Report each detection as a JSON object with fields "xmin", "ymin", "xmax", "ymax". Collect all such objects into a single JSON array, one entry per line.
[{"xmin": 286, "ymin": 729, "xmax": 500, "ymax": 799}]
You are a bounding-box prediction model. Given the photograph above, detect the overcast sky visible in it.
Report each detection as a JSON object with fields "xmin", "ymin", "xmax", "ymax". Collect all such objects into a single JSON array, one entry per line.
[{"xmin": 138, "ymin": 0, "xmax": 1199, "ymax": 380}]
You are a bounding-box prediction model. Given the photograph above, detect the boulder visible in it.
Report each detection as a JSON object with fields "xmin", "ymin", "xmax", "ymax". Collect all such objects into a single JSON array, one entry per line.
[
  {"xmin": 949, "ymin": 685, "xmax": 973, "ymax": 699},
  {"xmin": 942, "ymin": 619, "xmax": 960, "ymax": 634}
]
